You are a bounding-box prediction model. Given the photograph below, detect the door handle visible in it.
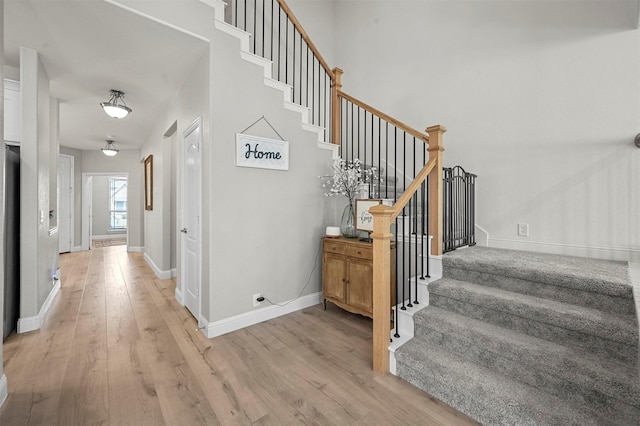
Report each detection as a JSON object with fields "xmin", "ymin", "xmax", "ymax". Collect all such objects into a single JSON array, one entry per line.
[{"xmin": 180, "ymin": 228, "xmax": 188, "ymax": 234}]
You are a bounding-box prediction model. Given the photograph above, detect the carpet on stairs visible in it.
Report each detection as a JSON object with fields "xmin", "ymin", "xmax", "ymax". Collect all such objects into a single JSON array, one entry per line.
[{"xmin": 395, "ymin": 246, "xmax": 639, "ymax": 426}]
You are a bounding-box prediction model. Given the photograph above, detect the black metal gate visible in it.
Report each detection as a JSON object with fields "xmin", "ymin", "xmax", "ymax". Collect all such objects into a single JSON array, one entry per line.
[{"xmin": 443, "ymin": 166, "xmax": 476, "ymax": 252}]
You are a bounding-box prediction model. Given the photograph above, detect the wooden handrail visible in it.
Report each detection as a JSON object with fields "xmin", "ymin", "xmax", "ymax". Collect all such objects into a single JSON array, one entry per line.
[
  {"xmin": 338, "ymin": 91, "xmax": 429, "ymax": 143},
  {"xmin": 370, "ymin": 125, "xmax": 446, "ymax": 375},
  {"xmin": 389, "ymin": 158, "xmax": 437, "ymax": 220},
  {"xmin": 276, "ymin": 0, "xmax": 335, "ymax": 79}
]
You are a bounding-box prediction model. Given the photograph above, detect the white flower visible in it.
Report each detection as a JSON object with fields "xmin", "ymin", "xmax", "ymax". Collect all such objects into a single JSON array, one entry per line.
[{"xmin": 319, "ymin": 158, "xmax": 381, "ymax": 203}]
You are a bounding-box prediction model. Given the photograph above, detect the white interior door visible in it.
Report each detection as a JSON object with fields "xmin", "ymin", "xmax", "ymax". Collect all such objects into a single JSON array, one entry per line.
[
  {"xmin": 181, "ymin": 117, "xmax": 202, "ymax": 321},
  {"xmin": 58, "ymin": 155, "xmax": 73, "ymax": 253}
]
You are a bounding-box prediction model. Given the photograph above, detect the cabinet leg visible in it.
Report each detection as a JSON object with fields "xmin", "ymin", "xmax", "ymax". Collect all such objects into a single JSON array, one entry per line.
[{"xmin": 323, "ymin": 299, "xmax": 327, "ymax": 310}]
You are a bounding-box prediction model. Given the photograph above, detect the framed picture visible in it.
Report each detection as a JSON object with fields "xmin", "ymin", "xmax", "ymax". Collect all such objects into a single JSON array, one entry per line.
[
  {"xmin": 144, "ymin": 155, "xmax": 153, "ymax": 210},
  {"xmin": 355, "ymin": 199, "xmax": 382, "ymax": 232},
  {"xmin": 236, "ymin": 134, "xmax": 289, "ymax": 171}
]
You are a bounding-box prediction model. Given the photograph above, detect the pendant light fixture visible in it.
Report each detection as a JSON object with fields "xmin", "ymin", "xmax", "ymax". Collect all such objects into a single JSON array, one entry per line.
[
  {"xmin": 101, "ymin": 139, "xmax": 119, "ymax": 157},
  {"xmin": 100, "ymin": 89, "xmax": 132, "ymax": 119}
]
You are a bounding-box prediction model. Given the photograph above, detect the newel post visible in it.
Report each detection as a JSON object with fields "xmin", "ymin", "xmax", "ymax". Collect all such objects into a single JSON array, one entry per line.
[
  {"xmin": 426, "ymin": 125, "xmax": 446, "ymax": 256},
  {"xmin": 331, "ymin": 67, "xmax": 343, "ymax": 145},
  {"xmin": 370, "ymin": 204, "xmax": 394, "ymax": 374}
]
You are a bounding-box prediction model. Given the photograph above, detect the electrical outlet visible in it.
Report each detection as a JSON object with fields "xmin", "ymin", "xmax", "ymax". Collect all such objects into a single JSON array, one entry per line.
[
  {"xmin": 253, "ymin": 293, "xmax": 262, "ymax": 307},
  {"xmin": 517, "ymin": 223, "xmax": 529, "ymax": 237}
]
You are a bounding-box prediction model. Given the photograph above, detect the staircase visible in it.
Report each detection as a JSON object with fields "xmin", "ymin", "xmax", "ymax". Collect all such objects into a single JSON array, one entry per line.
[{"xmin": 395, "ymin": 246, "xmax": 640, "ymax": 425}]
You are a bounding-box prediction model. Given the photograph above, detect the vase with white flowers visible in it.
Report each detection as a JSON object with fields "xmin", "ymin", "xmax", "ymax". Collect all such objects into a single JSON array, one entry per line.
[{"xmin": 320, "ymin": 158, "xmax": 378, "ymax": 238}]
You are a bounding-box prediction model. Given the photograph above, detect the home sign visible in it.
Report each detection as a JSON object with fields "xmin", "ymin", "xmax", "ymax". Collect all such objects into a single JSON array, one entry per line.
[{"xmin": 236, "ymin": 134, "xmax": 289, "ymax": 171}]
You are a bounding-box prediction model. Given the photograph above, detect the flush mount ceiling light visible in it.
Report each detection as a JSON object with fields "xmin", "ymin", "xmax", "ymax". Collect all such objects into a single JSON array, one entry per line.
[
  {"xmin": 100, "ymin": 89, "xmax": 132, "ymax": 119},
  {"xmin": 101, "ymin": 139, "xmax": 119, "ymax": 157}
]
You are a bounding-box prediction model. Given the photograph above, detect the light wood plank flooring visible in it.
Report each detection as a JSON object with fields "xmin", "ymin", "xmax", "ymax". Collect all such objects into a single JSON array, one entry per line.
[
  {"xmin": 91, "ymin": 237, "xmax": 127, "ymax": 249},
  {"xmin": 1, "ymin": 245, "xmax": 477, "ymax": 425}
]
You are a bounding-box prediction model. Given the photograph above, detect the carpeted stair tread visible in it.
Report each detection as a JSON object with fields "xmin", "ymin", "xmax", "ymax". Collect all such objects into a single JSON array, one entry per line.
[
  {"xmin": 414, "ymin": 306, "xmax": 640, "ymax": 412},
  {"xmin": 396, "ymin": 338, "xmax": 606, "ymax": 426},
  {"xmin": 443, "ymin": 263, "xmax": 635, "ymax": 316},
  {"xmin": 429, "ymin": 278, "xmax": 638, "ymax": 347},
  {"xmin": 443, "ymin": 246, "xmax": 633, "ymax": 299}
]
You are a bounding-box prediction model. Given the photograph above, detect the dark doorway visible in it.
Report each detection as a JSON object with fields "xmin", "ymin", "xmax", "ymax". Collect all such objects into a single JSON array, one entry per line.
[{"xmin": 4, "ymin": 145, "xmax": 20, "ymax": 340}]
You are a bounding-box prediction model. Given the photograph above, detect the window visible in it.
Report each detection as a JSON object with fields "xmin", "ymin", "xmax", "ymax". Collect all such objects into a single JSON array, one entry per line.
[{"xmin": 109, "ymin": 178, "xmax": 127, "ymax": 230}]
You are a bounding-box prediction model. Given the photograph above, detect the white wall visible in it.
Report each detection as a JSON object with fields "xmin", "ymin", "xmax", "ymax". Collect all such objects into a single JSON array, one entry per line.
[
  {"xmin": 82, "ymin": 150, "xmax": 143, "ymax": 249},
  {"xmin": 208, "ymin": 26, "xmax": 337, "ymax": 322},
  {"xmin": 140, "ymin": 106, "xmax": 177, "ymax": 277},
  {"xmin": 3, "ymin": 65, "xmax": 19, "ymax": 81},
  {"xmin": 0, "ymin": 0, "xmax": 7, "ymax": 407},
  {"xmin": 49, "ymin": 98, "xmax": 59, "ymax": 227},
  {"xmin": 287, "ymin": 0, "xmax": 336, "ymax": 67},
  {"xmin": 139, "ymin": 50, "xmax": 208, "ymax": 280},
  {"xmin": 125, "ymin": 0, "xmax": 213, "ymax": 283},
  {"xmin": 133, "ymin": 0, "xmax": 339, "ymax": 325},
  {"xmin": 19, "ymin": 47, "xmax": 60, "ymax": 321},
  {"xmin": 59, "ymin": 146, "xmax": 83, "ymax": 248},
  {"xmin": 332, "ymin": 0, "xmax": 640, "ymax": 261},
  {"xmin": 170, "ymin": 131, "xmax": 178, "ymax": 270}
]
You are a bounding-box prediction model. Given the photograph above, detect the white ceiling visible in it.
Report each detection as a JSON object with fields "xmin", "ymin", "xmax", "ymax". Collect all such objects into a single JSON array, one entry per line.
[{"xmin": 4, "ymin": 0, "xmax": 208, "ymax": 151}]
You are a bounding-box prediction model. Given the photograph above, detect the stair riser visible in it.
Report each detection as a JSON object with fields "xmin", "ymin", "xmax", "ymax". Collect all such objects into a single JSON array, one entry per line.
[
  {"xmin": 396, "ymin": 352, "xmax": 601, "ymax": 426},
  {"xmin": 415, "ymin": 325, "xmax": 640, "ymax": 418},
  {"xmin": 396, "ymin": 363, "xmax": 529, "ymax": 426},
  {"xmin": 442, "ymin": 256, "xmax": 633, "ymax": 300},
  {"xmin": 429, "ymin": 294, "xmax": 638, "ymax": 365},
  {"xmin": 444, "ymin": 266, "xmax": 636, "ymax": 316},
  {"xmin": 429, "ymin": 281, "xmax": 638, "ymax": 346}
]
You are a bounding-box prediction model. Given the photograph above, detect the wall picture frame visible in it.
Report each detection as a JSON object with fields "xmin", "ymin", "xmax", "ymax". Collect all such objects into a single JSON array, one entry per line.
[
  {"xmin": 236, "ymin": 133, "xmax": 289, "ymax": 171},
  {"xmin": 144, "ymin": 155, "xmax": 153, "ymax": 210},
  {"xmin": 355, "ymin": 199, "xmax": 382, "ymax": 232}
]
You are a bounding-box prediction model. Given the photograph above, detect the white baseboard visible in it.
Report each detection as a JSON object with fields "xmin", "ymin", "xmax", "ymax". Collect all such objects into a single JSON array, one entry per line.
[
  {"xmin": 171, "ymin": 268, "xmax": 177, "ymax": 278},
  {"xmin": 175, "ymin": 287, "xmax": 184, "ymax": 306},
  {"xmin": 127, "ymin": 246, "xmax": 144, "ymax": 253},
  {"xmin": 489, "ymin": 238, "xmax": 640, "ymax": 263},
  {"xmin": 202, "ymin": 292, "xmax": 322, "ymax": 338},
  {"xmin": 71, "ymin": 245, "xmax": 83, "ymax": 253},
  {"xmin": 143, "ymin": 253, "xmax": 172, "ymax": 280},
  {"xmin": 475, "ymin": 224, "xmax": 489, "ymax": 247},
  {"xmin": 91, "ymin": 234, "xmax": 125, "ymax": 240},
  {"xmin": 0, "ymin": 374, "xmax": 7, "ymax": 408},
  {"xmin": 18, "ymin": 280, "xmax": 61, "ymax": 334},
  {"xmin": 18, "ymin": 315, "xmax": 41, "ymax": 333}
]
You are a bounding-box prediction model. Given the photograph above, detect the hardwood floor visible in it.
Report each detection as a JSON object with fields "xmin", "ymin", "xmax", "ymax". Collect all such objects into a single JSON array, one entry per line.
[
  {"xmin": 91, "ymin": 237, "xmax": 126, "ymax": 248},
  {"xmin": 1, "ymin": 246, "xmax": 477, "ymax": 425}
]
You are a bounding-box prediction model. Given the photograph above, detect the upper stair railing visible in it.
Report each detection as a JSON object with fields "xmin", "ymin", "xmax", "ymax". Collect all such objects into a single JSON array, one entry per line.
[
  {"xmin": 226, "ymin": 0, "xmax": 445, "ymax": 375},
  {"xmin": 230, "ymin": 0, "xmax": 334, "ymax": 142}
]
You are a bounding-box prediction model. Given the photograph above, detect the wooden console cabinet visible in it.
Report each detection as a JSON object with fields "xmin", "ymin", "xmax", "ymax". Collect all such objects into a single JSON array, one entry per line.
[{"xmin": 322, "ymin": 237, "xmax": 396, "ymax": 319}]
